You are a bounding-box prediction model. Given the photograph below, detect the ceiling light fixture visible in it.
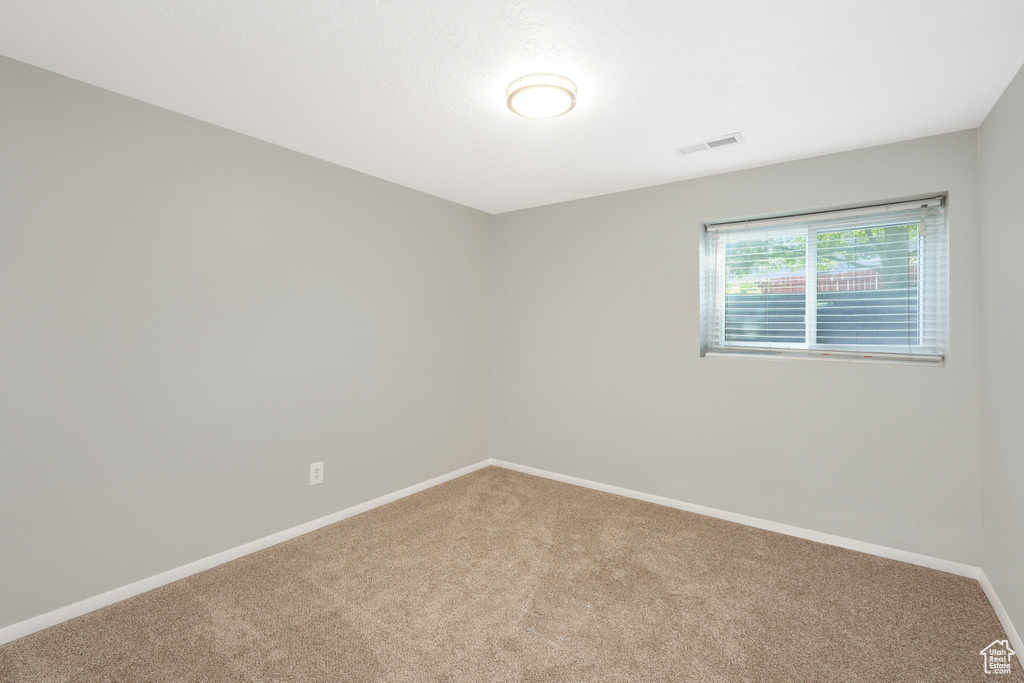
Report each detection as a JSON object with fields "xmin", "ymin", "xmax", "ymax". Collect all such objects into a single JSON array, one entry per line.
[{"xmin": 506, "ymin": 74, "xmax": 577, "ymax": 119}]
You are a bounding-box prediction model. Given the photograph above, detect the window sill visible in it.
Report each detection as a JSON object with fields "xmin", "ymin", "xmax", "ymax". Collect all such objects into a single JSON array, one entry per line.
[{"xmin": 703, "ymin": 347, "xmax": 944, "ymax": 366}]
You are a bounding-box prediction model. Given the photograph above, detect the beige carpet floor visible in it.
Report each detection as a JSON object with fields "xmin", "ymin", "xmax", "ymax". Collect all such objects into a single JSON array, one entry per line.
[{"xmin": 0, "ymin": 466, "xmax": 1019, "ymax": 682}]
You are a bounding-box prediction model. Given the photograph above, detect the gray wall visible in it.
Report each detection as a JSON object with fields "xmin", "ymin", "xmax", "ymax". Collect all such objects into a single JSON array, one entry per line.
[
  {"xmin": 492, "ymin": 131, "xmax": 982, "ymax": 565},
  {"xmin": 980, "ymin": 63, "xmax": 1024, "ymax": 634},
  {"xmin": 0, "ymin": 56, "xmax": 491, "ymax": 629}
]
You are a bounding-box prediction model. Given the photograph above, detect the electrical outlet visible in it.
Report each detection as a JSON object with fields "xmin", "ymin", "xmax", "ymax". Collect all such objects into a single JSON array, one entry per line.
[{"xmin": 309, "ymin": 462, "xmax": 324, "ymax": 486}]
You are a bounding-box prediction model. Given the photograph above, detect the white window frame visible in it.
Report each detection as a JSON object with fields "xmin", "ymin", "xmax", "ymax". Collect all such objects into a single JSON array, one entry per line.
[{"xmin": 702, "ymin": 196, "xmax": 947, "ymax": 364}]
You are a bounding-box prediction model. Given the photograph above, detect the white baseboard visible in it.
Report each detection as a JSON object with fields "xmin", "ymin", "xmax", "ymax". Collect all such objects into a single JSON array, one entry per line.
[
  {"xmin": 488, "ymin": 459, "xmax": 982, "ymax": 578},
  {"xmin": 0, "ymin": 459, "xmax": 492, "ymax": 647},
  {"xmin": 979, "ymin": 570, "xmax": 1024, "ymax": 655},
  {"xmin": 4, "ymin": 456, "xmax": 1019, "ymax": 656}
]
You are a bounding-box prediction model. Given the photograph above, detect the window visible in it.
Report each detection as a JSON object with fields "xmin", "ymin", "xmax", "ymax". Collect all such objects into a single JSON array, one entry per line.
[{"xmin": 703, "ymin": 197, "xmax": 946, "ymax": 363}]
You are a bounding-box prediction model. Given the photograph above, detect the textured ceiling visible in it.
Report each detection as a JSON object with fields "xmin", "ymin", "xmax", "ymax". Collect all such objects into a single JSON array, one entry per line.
[{"xmin": 1, "ymin": 1, "xmax": 1023, "ymax": 214}]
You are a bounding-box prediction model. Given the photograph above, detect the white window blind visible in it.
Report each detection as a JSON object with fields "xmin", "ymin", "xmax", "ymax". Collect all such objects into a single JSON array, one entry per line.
[{"xmin": 704, "ymin": 197, "xmax": 946, "ymax": 363}]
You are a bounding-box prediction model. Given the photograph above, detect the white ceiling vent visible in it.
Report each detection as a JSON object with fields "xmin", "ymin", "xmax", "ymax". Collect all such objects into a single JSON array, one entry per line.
[{"xmin": 675, "ymin": 133, "xmax": 745, "ymax": 156}]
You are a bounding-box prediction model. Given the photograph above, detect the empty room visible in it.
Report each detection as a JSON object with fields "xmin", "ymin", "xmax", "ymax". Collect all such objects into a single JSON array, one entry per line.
[{"xmin": 1, "ymin": 1, "xmax": 1022, "ymax": 680}]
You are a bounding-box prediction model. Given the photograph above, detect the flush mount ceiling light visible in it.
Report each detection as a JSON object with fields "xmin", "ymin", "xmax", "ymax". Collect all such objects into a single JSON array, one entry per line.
[{"xmin": 506, "ymin": 74, "xmax": 577, "ymax": 119}]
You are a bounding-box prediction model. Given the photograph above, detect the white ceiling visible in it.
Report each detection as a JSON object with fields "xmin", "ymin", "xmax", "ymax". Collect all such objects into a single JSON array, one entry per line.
[{"xmin": 1, "ymin": 1, "xmax": 1023, "ymax": 214}]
